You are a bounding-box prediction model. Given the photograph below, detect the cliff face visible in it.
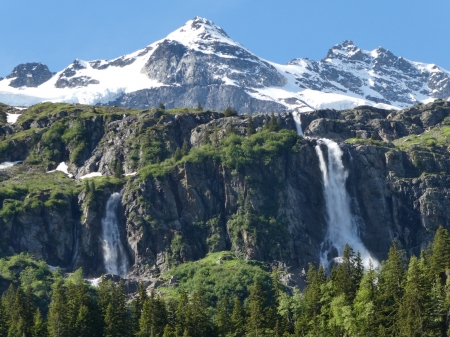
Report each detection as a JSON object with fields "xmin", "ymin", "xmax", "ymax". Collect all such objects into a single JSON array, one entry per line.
[{"xmin": 1, "ymin": 101, "xmax": 450, "ymax": 286}]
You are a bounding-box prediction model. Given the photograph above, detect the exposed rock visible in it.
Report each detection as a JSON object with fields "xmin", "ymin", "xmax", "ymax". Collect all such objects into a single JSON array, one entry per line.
[{"xmin": 6, "ymin": 63, "xmax": 53, "ymax": 88}]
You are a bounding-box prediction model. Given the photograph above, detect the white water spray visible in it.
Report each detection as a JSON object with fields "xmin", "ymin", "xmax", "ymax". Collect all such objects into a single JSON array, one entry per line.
[
  {"xmin": 292, "ymin": 111, "xmax": 304, "ymax": 137},
  {"xmin": 315, "ymin": 139, "xmax": 378, "ymax": 268},
  {"xmin": 101, "ymin": 191, "xmax": 128, "ymax": 277}
]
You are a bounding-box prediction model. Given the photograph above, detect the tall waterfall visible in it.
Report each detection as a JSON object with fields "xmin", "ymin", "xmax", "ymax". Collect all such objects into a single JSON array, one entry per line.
[
  {"xmin": 315, "ymin": 139, "xmax": 377, "ymax": 268},
  {"xmin": 101, "ymin": 191, "xmax": 128, "ymax": 277}
]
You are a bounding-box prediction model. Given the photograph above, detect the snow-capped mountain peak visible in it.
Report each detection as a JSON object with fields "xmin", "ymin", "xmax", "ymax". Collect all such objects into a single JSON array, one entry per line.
[{"xmin": 0, "ymin": 19, "xmax": 449, "ymax": 114}]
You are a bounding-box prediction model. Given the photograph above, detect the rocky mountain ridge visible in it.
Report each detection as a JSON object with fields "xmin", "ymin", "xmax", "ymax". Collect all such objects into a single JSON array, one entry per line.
[
  {"xmin": 0, "ymin": 17, "xmax": 449, "ymax": 113},
  {"xmin": 1, "ymin": 100, "xmax": 450, "ymax": 289}
]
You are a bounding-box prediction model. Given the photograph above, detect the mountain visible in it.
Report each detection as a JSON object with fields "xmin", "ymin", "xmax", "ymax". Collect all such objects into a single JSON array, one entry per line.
[
  {"xmin": 1, "ymin": 99, "xmax": 450, "ymax": 286},
  {"xmin": 0, "ymin": 17, "xmax": 449, "ymax": 112}
]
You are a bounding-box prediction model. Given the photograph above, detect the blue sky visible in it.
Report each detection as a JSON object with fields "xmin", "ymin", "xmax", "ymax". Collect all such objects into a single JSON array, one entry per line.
[{"xmin": 1, "ymin": 0, "xmax": 449, "ymax": 77}]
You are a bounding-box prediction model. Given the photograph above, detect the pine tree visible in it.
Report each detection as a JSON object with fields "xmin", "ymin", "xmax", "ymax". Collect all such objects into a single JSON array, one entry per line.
[
  {"xmin": 175, "ymin": 289, "xmax": 190, "ymax": 336},
  {"xmin": 190, "ymin": 286, "xmax": 212, "ymax": 337},
  {"xmin": 84, "ymin": 180, "xmax": 91, "ymax": 193},
  {"xmin": 196, "ymin": 101, "xmax": 203, "ymax": 111},
  {"xmin": 158, "ymin": 102, "xmax": 165, "ymax": 110},
  {"xmin": 215, "ymin": 295, "xmax": 230, "ymax": 337},
  {"xmin": 76, "ymin": 305, "xmax": 92, "ymax": 337},
  {"xmin": 267, "ymin": 113, "xmax": 280, "ymax": 132},
  {"xmin": 223, "ymin": 106, "xmax": 238, "ymax": 117},
  {"xmin": 32, "ymin": 309, "xmax": 47, "ymax": 337},
  {"xmin": 298, "ymin": 263, "xmax": 326, "ymax": 335},
  {"xmin": 331, "ymin": 244, "xmax": 360, "ymax": 304},
  {"xmin": 90, "ymin": 181, "xmax": 96, "ymax": 194},
  {"xmin": 0, "ymin": 298, "xmax": 8, "ymax": 337},
  {"xmin": 397, "ymin": 256, "xmax": 426, "ymax": 336},
  {"xmin": 138, "ymin": 299, "xmax": 152, "ymax": 337},
  {"xmin": 352, "ymin": 261, "xmax": 378, "ymax": 336},
  {"xmin": 114, "ymin": 159, "xmax": 124, "ymax": 178},
  {"xmin": 173, "ymin": 148, "xmax": 182, "ymax": 161},
  {"xmin": 377, "ymin": 240, "xmax": 405, "ymax": 335},
  {"xmin": 181, "ymin": 140, "xmax": 190, "ymax": 156},
  {"xmin": 429, "ymin": 226, "xmax": 450, "ymax": 278},
  {"xmin": 162, "ymin": 324, "xmax": 175, "ymax": 337},
  {"xmin": 132, "ymin": 283, "xmax": 148, "ymax": 336},
  {"xmin": 246, "ymin": 116, "xmax": 256, "ymax": 136},
  {"xmin": 48, "ymin": 283, "xmax": 68, "ymax": 337},
  {"xmin": 247, "ymin": 280, "xmax": 267, "ymax": 337},
  {"xmin": 230, "ymin": 297, "xmax": 245, "ymax": 337}
]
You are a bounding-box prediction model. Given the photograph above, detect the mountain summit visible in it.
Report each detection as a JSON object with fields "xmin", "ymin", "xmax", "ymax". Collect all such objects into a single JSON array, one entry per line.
[{"xmin": 0, "ymin": 17, "xmax": 449, "ymax": 112}]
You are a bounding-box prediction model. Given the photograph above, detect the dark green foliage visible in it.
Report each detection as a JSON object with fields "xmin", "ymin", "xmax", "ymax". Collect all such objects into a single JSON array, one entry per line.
[
  {"xmin": 114, "ymin": 159, "xmax": 124, "ymax": 178},
  {"xmin": 265, "ymin": 113, "xmax": 280, "ymax": 132},
  {"xmin": 230, "ymin": 296, "xmax": 245, "ymax": 337},
  {"xmin": 246, "ymin": 116, "xmax": 256, "ymax": 136},
  {"xmin": 196, "ymin": 102, "xmax": 203, "ymax": 111},
  {"xmin": 223, "ymin": 106, "xmax": 238, "ymax": 117},
  {"xmin": 158, "ymin": 102, "xmax": 166, "ymax": 110},
  {"xmin": 173, "ymin": 147, "xmax": 182, "ymax": 161},
  {"xmin": 3, "ymin": 227, "xmax": 450, "ymax": 337},
  {"xmin": 32, "ymin": 309, "xmax": 47, "ymax": 337},
  {"xmin": 181, "ymin": 140, "xmax": 190, "ymax": 156}
]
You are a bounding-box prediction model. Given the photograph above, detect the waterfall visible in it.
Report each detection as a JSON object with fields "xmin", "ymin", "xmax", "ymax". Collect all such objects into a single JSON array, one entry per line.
[
  {"xmin": 315, "ymin": 139, "xmax": 377, "ymax": 268},
  {"xmin": 292, "ymin": 111, "xmax": 304, "ymax": 137},
  {"xmin": 101, "ymin": 191, "xmax": 128, "ymax": 277}
]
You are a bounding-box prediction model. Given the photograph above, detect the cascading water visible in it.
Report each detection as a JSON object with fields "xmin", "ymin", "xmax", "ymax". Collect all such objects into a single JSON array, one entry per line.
[
  {"xmin": 291, "ymin": 112, "xmax": 377, "ymax": 268},
  {"xmin": 101, "ymin": 191, "xmax": 128, "ymax": 277},
  {"xmin": 292, "ymin": 111, "xmax": 304, "ymax": 137},
  {"xmin": 315, "ymin": 139, "xmax": 378, "ymax": 268}
]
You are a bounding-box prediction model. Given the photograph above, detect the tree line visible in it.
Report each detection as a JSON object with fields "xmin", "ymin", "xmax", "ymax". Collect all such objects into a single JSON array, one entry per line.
[{"xmin": 3, "ymin": 227, "xmax": 450, "ymax": 336}]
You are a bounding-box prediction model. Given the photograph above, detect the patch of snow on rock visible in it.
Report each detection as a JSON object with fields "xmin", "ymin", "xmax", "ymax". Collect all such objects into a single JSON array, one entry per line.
[
  {"xmin": 80, "ymin": 172, "xmax": 103, "ymax": 179},
  {"xmin": 0, "ymin": 161, "xmax": 22, "ymax": 169},
  {"xmin": 6, "ymin": 113, "xmax": 21, "ymax": 124},
  {"xmin": 47, "ymin": 162, "xmax": 74, "ymax": 178}
]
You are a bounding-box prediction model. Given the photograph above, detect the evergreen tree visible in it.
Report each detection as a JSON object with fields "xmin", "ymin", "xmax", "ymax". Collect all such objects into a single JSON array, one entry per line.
[
  {"xmin": 352, "ymin": 261, "xmax": 378, "ymax": 336},
  {"xmin": 196, "ymin": 101, "xmax": 203, "ymax": 111},
  {"xmin": 181, "ymin": 140, "xmax": 190, "ymax": 156},
  {"xmin": 223, "ymin": 106, "xmax": 238, "ymax": 117},
  {"xmin": 32, "ymin": 309, "xmax": 47, "ymax": 337},
  {"xmin": 158, "ymin": 102, "xmax": 165, "ymax": 110},
  {"xmin": 331, "ymin": 244, "xmax": 360, "ymax": 304},
  {"xmin": 190, "ymin": 286, "xmax": 212, "ymax": 337},
  {"xmin": 132, "ymin": 283, "xmax": 148, "ymax": 336},
  {"xmin": 90, "ymin": 181, "xmax": 96, "ymax": 194},
  {"xmin": 247, "ymin": 280, "xmax": 267, "ymax": 337},
  {"xmin": 297, "ymin": 263, "xmax": 326, "ymax": 335},
  {"xmin": 138, "ymin": 299, "xmax": 152, "ymax": 337},
  {"xmin": 162, "ymin": 324, "xmax": 176, "ymax": 337},
  {"xmin": 75, "ymin": 305, "xmax": 92, "ymax": 337},
  {"xmin": 425, "ymin": 277, "xmax": 446, "ymax": 337},
  {"xmin": 267, "ymin": 113, "xmax": 280, "ymax": 132},
  {"xmin": 397, "ymin": 256, "xmax": 426, "ymax": 336},
  {"xmin": 173, "ymin": 148, "xmax": 182, "ymax": 161},
  {"xmin": 175, "ymin": 289, "xmax": 190, "ymax": 336},
  {"xmin": 377, "ymin": 240, "xmax": 405, "ymax": 335},
  {"xmin": 84, "ymin": 180, "xmax": 91, "ymax": 193},
  {"xmin": 230, "ymin": 297, "xmax": 245, "ymax": 337},
  {"xmin": 114, "ymin": 159, "xmax": 124, "ymax": 178},
  {"xmin": 215, "ymin": 295, "xmax": 230, "ymax": 337},
  {"xmin": 48, "ymin": 283, "xmax": 68, "ymax": 337},
  {"xmin": 0, "ymin": 299, "xmax": 8, "ymax": 337},
  {"xmin": 429, "ymin": 226, "xmax": 450, "ymax": 278},
  {"xmin": 201, "ymin": 130, "xmax": 210, "ymax": 145},
  {"xmin": 246, "ymin": 116, "xmax": 256, "ymax": 136}
]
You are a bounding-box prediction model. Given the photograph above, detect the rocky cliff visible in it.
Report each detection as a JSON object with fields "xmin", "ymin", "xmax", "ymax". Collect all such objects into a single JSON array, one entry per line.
[{"xmin": 1, "ymin": 100, "xmax": 450, "ymax": 287}]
